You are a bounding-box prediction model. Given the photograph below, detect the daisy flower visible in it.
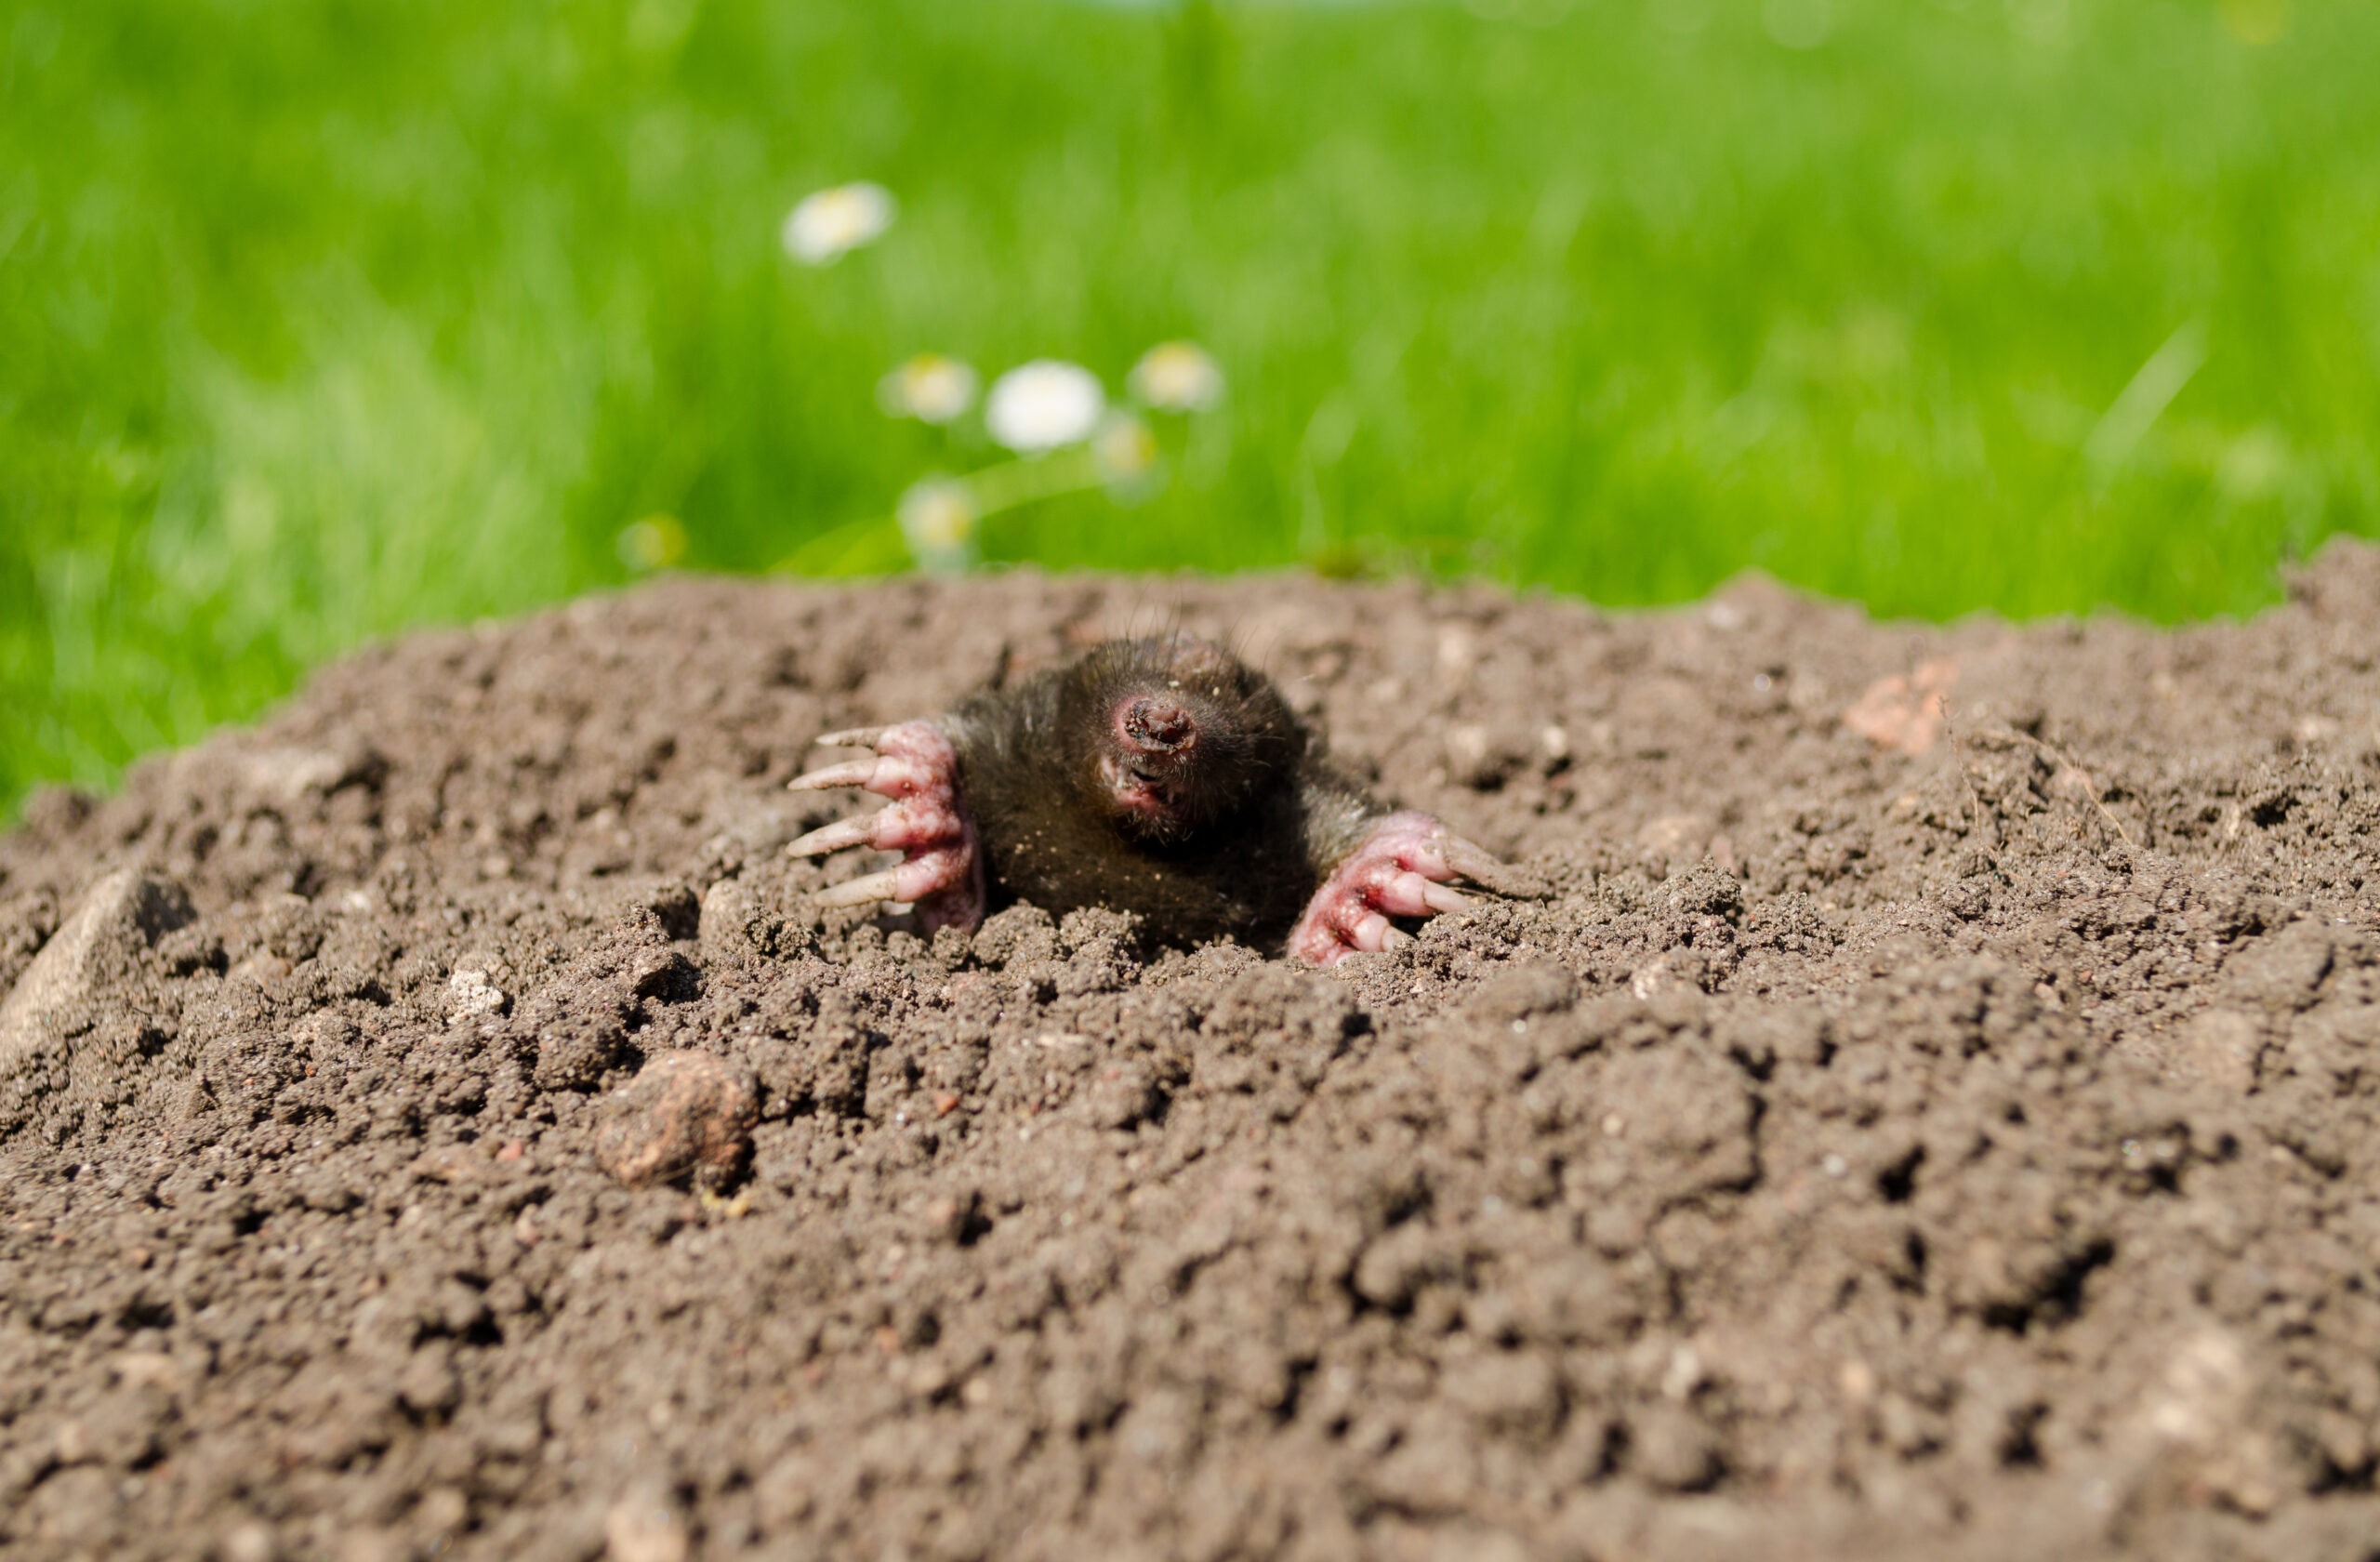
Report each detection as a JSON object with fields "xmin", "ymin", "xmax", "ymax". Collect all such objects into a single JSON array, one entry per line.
[
  {"xmin": 782, "ymin": 181, "xmax": 896, "ymax": 265},
  {"xmin": 877, "ymin": 354, "xmax": 979, "ymax": 424},
  {"xmin": 1128, "ymin": 340, "xmax": 1225, "ymax": 412},
  {"xmin": 985, "ymin": 360, "xmax": 1105, "ymax": 454},
  {"xmin": 615, "ymin": 514, "xmax": 687, "ymax": 572},
  {"xmin": 1092, "ymin": 413, "xmax": 1159, "ymax": 484},
  {"xmin": 897, "ymin": 477, "xmax": 978, "ymax": 573}
]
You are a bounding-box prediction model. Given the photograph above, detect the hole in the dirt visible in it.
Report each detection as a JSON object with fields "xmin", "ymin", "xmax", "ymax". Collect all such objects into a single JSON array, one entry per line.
[
  {"xmin": 1271, "ymin": 1358, "xmax": 1315, "ymax": 1424},
  {"xmin": 1998, "ymin": 1403, "xmax": 2048, "ymax": 1468},
  {"xmin": 1876, "ymin": 1145, "xmax": 1924, "ymax": 1204},
  {"xmin": 117, "ymin": 1297, "xmax": 176, "ymax": 1331},
  {"xmin": 2308, "ymin": 1445, "xmax": 2378, "ymax": 1496},
  {"xmin": 1982, "ymin": 1238, "xmax": 2116, "ymax": 1333},
  {"xmin": 2251, "ymin": 796, "xmax": 2294, "ymax": 828},
  {"xmin": 1725, "ymin": 1039, "xmax": 1775, "ymax": 1082}
]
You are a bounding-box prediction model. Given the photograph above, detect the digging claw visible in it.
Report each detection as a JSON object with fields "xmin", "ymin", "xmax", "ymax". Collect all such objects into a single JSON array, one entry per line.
[
  {"xmin": 1289, "ymin": 810, "xmax": 1507, "ymax": 967},
  {"xmin": 814, "ymin": 726, "xmax": 889, "ymax": 749},
  {"xmin": 813, "ymin": 867, "xmax": 906, "ymax": 909},
  {"xmin": 787, "ymin": 799, "xmax": 957, "ymax": 858},
  {"xmin": 787, "ymin": 721, "xmax": 986, "ymax": 933},
  {"xmin": 788, "ymin": 759, "xmax": 881, "ymax": 793},
  {"xmin": 786, "ymin": 814, "xmax": 879, "ymax": 857},
  {"xmin": 1421, "ymin": 882, "xmax": 1471, "ymax": 915}
]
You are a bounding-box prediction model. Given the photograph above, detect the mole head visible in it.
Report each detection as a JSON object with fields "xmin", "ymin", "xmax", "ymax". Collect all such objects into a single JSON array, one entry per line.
[{"xmin": 1060, "ymin": 638, "xmax": 1302, "ymax": 843}]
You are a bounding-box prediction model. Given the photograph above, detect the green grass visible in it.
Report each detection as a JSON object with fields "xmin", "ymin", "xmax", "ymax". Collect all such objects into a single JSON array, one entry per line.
[{"xmin": 5, "ymin": 0, "xmax": 2377, "ymax": 815}]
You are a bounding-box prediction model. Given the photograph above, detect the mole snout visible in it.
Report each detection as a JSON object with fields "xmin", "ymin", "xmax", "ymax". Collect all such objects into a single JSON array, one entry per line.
[{"xmin": 1119, "ymin": 696, "xmax": 1196, "ymax": 755}]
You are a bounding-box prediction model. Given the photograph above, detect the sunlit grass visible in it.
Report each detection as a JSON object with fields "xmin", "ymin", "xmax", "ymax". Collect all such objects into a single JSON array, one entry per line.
[{"xmin": 4, "ymin": 0, "xmax": 2377, "ymax": 814}]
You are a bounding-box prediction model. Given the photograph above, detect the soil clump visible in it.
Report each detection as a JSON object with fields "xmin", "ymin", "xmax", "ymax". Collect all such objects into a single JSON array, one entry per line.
[{"xmin": 5, "ymin": 547, "xmax": 2380, "ymax": 1560}]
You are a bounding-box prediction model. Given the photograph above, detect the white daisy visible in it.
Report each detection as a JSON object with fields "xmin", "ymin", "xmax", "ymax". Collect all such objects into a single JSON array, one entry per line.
[
  {"xmin": 1128, "ymin": 340, "xmax": 1225, "ymax": 412},
  {"xmin": 985, "ymin": 360, "xmax": 1105, "ymax": 454},
  {"xmin": 897, "ymin": 477, "xmax": 978, "ymax": 573},
  {"xmin": 615, "ymin": 514, "xmax": 687, "ymax": 572},
  {"xmin": 781, "ymin": 181, "xmax": 896, "ymax": 265},
  {"xmin": 1092, "ymin": 413, "xmax": 1159, "ymax": 483},
  {"xmin": 877, "ymin": 353, "xmax": 979, "ymax": 424}
]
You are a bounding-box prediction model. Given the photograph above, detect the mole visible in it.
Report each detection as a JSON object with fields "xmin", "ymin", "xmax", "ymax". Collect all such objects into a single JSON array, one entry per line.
[{"xmin": 784, "ymin": 637, "xmax": 1512, "ymax": 965}]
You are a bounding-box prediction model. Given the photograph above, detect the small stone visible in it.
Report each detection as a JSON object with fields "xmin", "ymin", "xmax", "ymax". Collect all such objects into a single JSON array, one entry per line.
[
  {"xmin": 445, "ymin": 968, "xmax": 508, "ymax": 1021},
  {"xmin": 1628, "ymin": 948, "xmax": 1706, "ymax": 999},
  {"xmin": 922, "ymin": 1188, "xmax": 984, "ymax": 1244},
  {"xmin": 1842, "ymin": 658, "xmax": 1960, "ymax": 756},
  {"xmin": 594, "ymin": 1052, "xmax": 760, "ymax": 1191},
  {"xmin": 0, "ymin": 870, "xmax": 193, "ymax": 1072},
  {"xmin": 697, "ymin": 877, "xmax": 765, "ymax": 966}
]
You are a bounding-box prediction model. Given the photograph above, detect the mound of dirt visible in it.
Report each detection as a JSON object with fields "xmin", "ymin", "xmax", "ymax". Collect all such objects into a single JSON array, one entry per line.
[{"xmin": 5, "ymin": 547, "xmax": 2380, "ymax": 1561}]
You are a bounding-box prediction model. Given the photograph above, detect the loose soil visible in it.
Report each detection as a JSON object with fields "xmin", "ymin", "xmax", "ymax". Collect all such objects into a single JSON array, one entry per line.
[{"xmin": 6, "ymin": 549, "xmax": 2380, "ymax": 1562}]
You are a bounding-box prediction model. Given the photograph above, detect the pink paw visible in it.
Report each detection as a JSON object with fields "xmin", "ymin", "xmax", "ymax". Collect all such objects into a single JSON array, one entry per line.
[
  {"xmin": 786, "ymin": 721, "xmax": 986, "ymax": 934},
  {"xmin": 1289, "ymin": 811, "xmax": 1500, "ymax": 967}
]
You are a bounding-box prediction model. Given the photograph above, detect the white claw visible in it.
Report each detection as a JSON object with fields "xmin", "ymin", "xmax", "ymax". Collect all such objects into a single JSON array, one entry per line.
[
  {"xmin": 787, "ymin": 814, "xmax": 881, "ymax": 857},
  {"xmin": 789, "ymin": 759, "xmax": 879, "ymax": 792},
  {"xmin": 1380, "ymin": 926, "xmax": 1414, "ymax": 952},
  {"xmin": 814, "ymin": 727, "xmax": 887, "ymax": 749},
  {"xmin": 813, "ymin": 867, "xmax": 906, "ymax": 908},
  {"xmin": 1421, "ymin": 882, "xmax": 1471, "ymax": 915}
]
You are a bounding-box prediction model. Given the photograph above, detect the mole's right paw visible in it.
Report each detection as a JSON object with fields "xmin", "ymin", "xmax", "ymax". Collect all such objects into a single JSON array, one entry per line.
[{"xmin": 787, "ymin": 721, "xmax": 986, "ymax": 934}]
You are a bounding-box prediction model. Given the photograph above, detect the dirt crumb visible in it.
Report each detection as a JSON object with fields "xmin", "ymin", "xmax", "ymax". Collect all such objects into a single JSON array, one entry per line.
[{"xmin": 594, "ymin": 1051, "xmax": 759, "ymax": 1191}]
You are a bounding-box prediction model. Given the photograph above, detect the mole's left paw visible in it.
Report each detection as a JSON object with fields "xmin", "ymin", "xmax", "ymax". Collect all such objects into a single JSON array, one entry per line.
[
  {"xmin": 787, "ymin": 721, "xmax": 986, "ymax": 934},
  {"xmin": 1289, "ymin": 810, "xmax": 1502, "ymax": 967}
]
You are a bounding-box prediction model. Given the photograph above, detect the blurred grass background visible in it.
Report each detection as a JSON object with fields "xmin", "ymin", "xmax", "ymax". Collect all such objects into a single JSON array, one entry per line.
[{"xmin": 4, "ymin": 0, "xmax": 2376, "ymax": 815}]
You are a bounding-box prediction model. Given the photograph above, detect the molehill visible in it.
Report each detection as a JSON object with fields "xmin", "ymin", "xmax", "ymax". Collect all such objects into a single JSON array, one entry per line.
[{"xmin": 4, "ymin": 548, "xmax": 2379, "ymax": 1561}]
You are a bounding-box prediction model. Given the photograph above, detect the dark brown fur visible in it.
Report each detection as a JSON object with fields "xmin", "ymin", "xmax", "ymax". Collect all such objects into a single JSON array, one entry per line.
[{"xmin": 942, "ymin": 639, "xmax": 1384, "ymax": 946}]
